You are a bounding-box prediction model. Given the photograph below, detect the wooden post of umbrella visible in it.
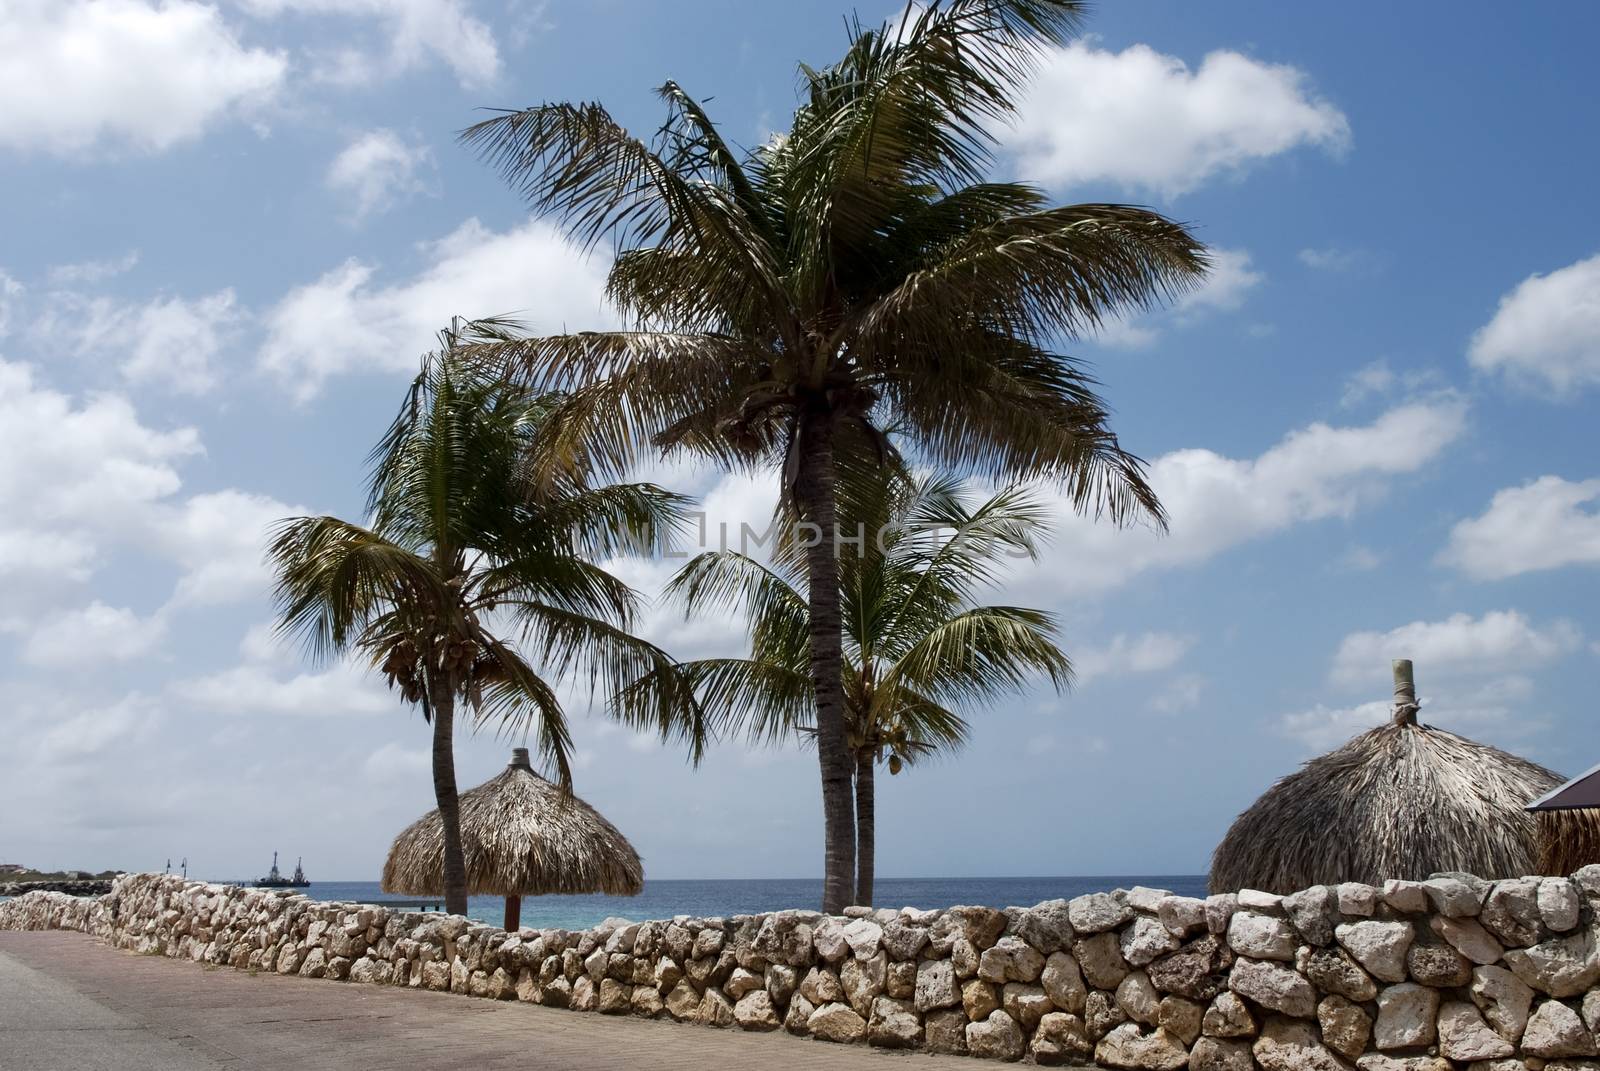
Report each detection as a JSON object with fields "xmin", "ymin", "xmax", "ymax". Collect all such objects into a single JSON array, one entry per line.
[
  {"xmin": 1392, "ymin": 658, "xmax": 1418, "ymax": 725},
  {"xmin": 502, "ymin": 747, "xmax": 532, "ymax": 933}
]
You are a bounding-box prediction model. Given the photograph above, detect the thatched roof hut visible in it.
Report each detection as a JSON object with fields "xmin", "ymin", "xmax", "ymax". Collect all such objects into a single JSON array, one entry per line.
[
  {"xmin": 1527, "ymin": 762, "xmax": 1600, "ymax": 875},
  {"xmin": 1209, "ymin": 660, "xmax": 1563, "ymax": 894},
  {"xmin": 383, "ymin": 748, "xmax": 642, "ymax": 928}
]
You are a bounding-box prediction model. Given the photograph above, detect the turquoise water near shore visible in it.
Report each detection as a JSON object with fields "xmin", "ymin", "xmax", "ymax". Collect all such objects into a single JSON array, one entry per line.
[{"xmin": 279, "ymin": 876, "xmax": 1209, "ymax": 929}]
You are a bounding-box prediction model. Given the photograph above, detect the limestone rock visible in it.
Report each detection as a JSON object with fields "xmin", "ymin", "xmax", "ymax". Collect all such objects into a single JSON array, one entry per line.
[
  {"xmin": 1439, "ymin": 1000, "xmax": 1517, "ymax": 1061},
  {"xmin": 1150, "ymin": 934, "xmax": 1231, "ymax": 1001},
  {"xmin": 631, "ymin": 985, "xmax": 662, "ymax": 1017},
  {"xmin": 725, "ymin": 966, "xmax": 763, "ymax": 999},
  {"xmin": 1284, "ymin": 886, "xmax": 1338, "ymax": 946},
  {"xmin": 915, "ymin": 958, "xmax": 959, "ymax": 1011},
  {"xmin": 784, "ymin": 992, "xmax": 814, "ymax": 1035},
  {"xmin": 1504, "ymin": 932, "xmax": 1600, "ymax": 997},
  {"xmin": 1125, "ymin": 916, "xmax": 1183, "ymax": 967},
  {"xmin": 1539, "ymin": 879, "xmax": 1581, "ymax": 933},
  {"xmin": 1319, "ymin": 995, "xmax": 1373, "ymax": 1060},
  {"xmin": 840, "ymin": 952, "xmax": 885, "ymax": 1017},
  {"xmin": 979, "ymin": 935, "xmax": 1045, "ymax": 983},
  {"xmin": 1336, "ymin": 920, "xmax": 1415, "ymax": 983},
  {"xmin": 1033, "ymin": 1011, "xmax": 1093, "ymax": 1065},
  {"xmin": 1160, "ymin": 896, "xmax": 1208, "ymax": 938},
  {"xmin": 1425, "ymin": 877, "xmax": 1483, "ymax": 918},
  {"xmin": 842, "ymin": 918, "xmax": 883, "ymax": 960},
  {"xmin": 570, "ymin": 975, "xmax": 596, "ymax": 1011},
  {"xmin": 752, "ymin": 914, "xmax": 813, "ymax": 968},
  {"xmin": 885, "ymin": 959, "xmax": 915, "ymax": 999},
  {"xmin": 963, "ymin": 977, "xmax": 999, "ymax": 1021},
  {"xmin": 812, "ymin": 916, "xmax": 849, "ymax": 961},
  {"xmin": 664, "ymin": 978, "xmax": 699, "ymax": 1020},
  {"xmin": 1585, "ymin": 989, "xmax": 1600, "ymax": 1034},
  {"xmin": 1077, "ymin": 931, "xmax": 1133, "ymax": 990},
  {"xmin": 1160, "ymin": 995, "xmax": 1204, "ymax": 1046},
  {"xmin": 1252, "ymin": 1016, "xmax": 1354, "ymax": 1071},
  {"xmin": 1408, "ymin": 942, "xmax": 1472, "ymax": 987},
  {"xmin": 1013, "ymin": 899, "xmax": 1075, "ymax": 953},
  {"xmin": 1205, "ymin": 894, "xmax": 1239, "ymax": 935},
  {"xmin": 924, "ymin": 1008, "xmax": 968, "ymax": 1054},
  {"xmin": 1382, "ymin": 880, "xmax": 1430, "ymax": 914},
  {"xmin": 1088, "ymin": 989, "xmax": 1131, "ymax": 1039},
  {"xmin": 967, "ymin": 1009, "xmax": 1027, "ymax": 1062},
  {"xmin": 1042, "ymin": 949, "xmax": 1087, "ymax": 1013},
  {"xmin": 1356, "ymin": 1057, "xmax": 1452, "ymax": 1071},
  {"xmin": 880, "ymin": 918, "xmax": 929, "ymax": 961},
  {"xmin": 1240, "ymin": 890, "xmax": 1286, "ymax": 914},
  {"xmin": 866, "ymin": 995, "xmax": 921, "ymax": 1048},
  {"xmin": 946, "ymin": 905, "xmax": 1008, "ymax": 950},
  {"xmin": 1118, "ymin": 970, "xmax": 1162, "ymax": 1024},
  {"xmin": 1305, "ymin": 947, "xmax": 1379, "ymax": 1002},
  {"xmin": 765, "ymin": 962, "xmax": 798, "ymax": 1005},
  {"xmin": 1128, "ymin": 887, "xmax": 1174, "ymax": 912},
  {"xmin": 800, "ymin": 965, "xmax": 844, "ymax": 1005},
  {"xmin": 1203, "ymin": 992, "xmax": 1258, "ymax": 1038},
  {"xmin": 1002, "ymin": 981, "xmax": 1052, "ymax": 1030},
  {"xmin": 1523, "ymin": 1000, "xmax": 1598, "ymax": 1059},
  {"xmin": 1071, "ymin": 892, "xmax": 1134, "ymax": 935},
  {"xmin": 1375, "ymin": 983, "xmax": 1439, "ymax": 1050},
  {"xmin": 1191, "ymin": 1037, "xmax": 1254, "ymax": 1071},
  {"xmin": 598, "ymin": 978, "xmax": 633, "ymax": 1014},
  {"xmin": 808, "ymin": 1001, "xmax": 866, "ymax": 1043},
  {"xmin": 1337, "ymin": 884, "xmax": 1379, "ymax": 917},
  {"xmin": 1230, "ymin": 957, "xmax": 1317, "ymax": 1019},
  {"xmin": 1229, "ymin": 912, "xmax": 1298, "ymax": 961},
  {"xmin": 1482, "ymin": 880, "xmax": 1544, "ymax": 947},
  {"xmin": 1433, "ymin": 915, "xmax": 1507, "ymax": 965},
  {"xmin": 1472, "ymin": 964, "xmax": 1536, "ymax": 1043},
  {"xmin": 1097, "ymin": 1023, "xmax": 1190, "ymax": 1071}
]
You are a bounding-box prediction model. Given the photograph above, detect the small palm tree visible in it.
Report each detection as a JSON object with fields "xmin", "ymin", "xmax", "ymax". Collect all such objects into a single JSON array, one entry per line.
[
  {"xmin": 620, "ymin": 465, "xmax": 1070, "ymax": 904},
  {"xmin": 463, "ymin": 0, "xmax": 1206, "ymax": 910},
  {"xmin": 268, "ymin": 325, "xmax": 693, "ymax": 915}
]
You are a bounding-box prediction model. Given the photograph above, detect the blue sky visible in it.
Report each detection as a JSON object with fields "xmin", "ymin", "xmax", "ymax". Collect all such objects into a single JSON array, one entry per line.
[{"xmin": 3, "ymin": 0, "xmax": 1599, "ymax": 883}]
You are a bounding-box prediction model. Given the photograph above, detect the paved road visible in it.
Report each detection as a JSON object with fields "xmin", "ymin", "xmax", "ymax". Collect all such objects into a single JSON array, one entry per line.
[{"xmin": 0, "ymin": 932, "xmax": 969, "ymax": 1070}]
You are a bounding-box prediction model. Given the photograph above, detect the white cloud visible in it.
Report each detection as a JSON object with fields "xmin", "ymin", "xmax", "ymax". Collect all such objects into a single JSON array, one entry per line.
[
  {"xmin": 1278, "ymin": 675, "xmax": 1542, "ymax": 753},
  {"xmin": 154, "ymin": 489, "xmax": 304, "ymax": 607},
  {"xmin": 0, "ymin": 0, "xmax": 284, "ymax": 156},
  {"xmin": 45, "ymin": 289, "xmax": 242, "ymax": 394},
  {"xmin": 21, "ymin": 602, "xmax": 167, "ymax": 667},
  {"xmin": 48, "ymin": 252, "xmax": 141, "ymax": 285},
  {"xmin": 1329, "ymin": 610, "xmax": 1582, "ymax": 690},
  {"xmin": 0, "ymin": 271, "xmax": 22, "ymax": 337},
  {"xmin": 1334, "ymin": 544, "xmax": 1383, "ymax": 572},
  {"xmin": 1072, "ymin": 632, "xmax": 1194, "ymax": 686},
  {"xmin": 1028, "ymin": 398, "xmax": 1468, "ymax": 598},
  {"xmin": 1440, "ymin": 475, "xmax": 1600, "ymax": 580},
  {"xmin": 326, "ymin": 129, "xmax": 434, "ymax": 219},
  {"xmin": 171, "ymin": 623, "xmax": 394, "ymax": 717},
  {"xmin": 1095, "ymin": 248, "xmax": 1263, "ymax": 349},
  {"xmin": 0, "ymin": 359, "xmax": 200, "ymax": 592},
  {"xmin": 236, "ymin": 0, "xmax": 501, "ymax": 88},
  {"xmin": 1298, "ymin": 247, "xmax": 1369, "ymax": 273},
  {"xmin": 363, "ymin": 741, "xmax": 430, "ymax": 780},
  {"xmin": 258, "ymin": 218, "xmax": 612, "ymax": 399},
  {"xmin": 1469, "ymin": 253, "xmax": 1600, "ymax": 396},
  {"xmin": 1150, "ymin": 673, "xmax": 1206, "ymax": 714},
  {"xmin": 1006, "ymin": 42, "xmax": 1350, "ymax": 197}
]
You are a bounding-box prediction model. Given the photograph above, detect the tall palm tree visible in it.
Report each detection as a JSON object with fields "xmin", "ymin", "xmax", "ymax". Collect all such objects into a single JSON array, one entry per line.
[
  {"xmin": 619, "ymin": 466, "xmax": 1070, "ymax": 905},
  {"xmin": 462, "ymin": 0, "xmax": 1208, "ymax": 911},
  {"xmin": 267, "ymin": 325, "xmax": 694, "ymax": 915}
]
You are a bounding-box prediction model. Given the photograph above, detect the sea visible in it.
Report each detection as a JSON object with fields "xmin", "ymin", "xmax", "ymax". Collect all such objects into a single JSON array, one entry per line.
[{"xmin": 280, "ymin": 876, "xmax": 1210, "ymax": 930}]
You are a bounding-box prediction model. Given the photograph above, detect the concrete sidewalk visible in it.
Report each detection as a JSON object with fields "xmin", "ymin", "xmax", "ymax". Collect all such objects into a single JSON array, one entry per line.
[{"xmin": 0, "ymin": 931, "xmax": 971, "ymax": 1070}]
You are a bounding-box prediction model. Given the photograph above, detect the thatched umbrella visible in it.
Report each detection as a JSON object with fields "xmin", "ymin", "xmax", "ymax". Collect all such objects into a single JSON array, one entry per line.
[
  {"xmin": 1209, "ymin": 659, "xmax": 1563, "ymax": 894},
  {"xmin": 1527, "ymin": 762, "xmax": 1600, "ymax": 874},
  {"xmin": 382, "ymin": 748, "xmax": 643, "ymax": 929}
]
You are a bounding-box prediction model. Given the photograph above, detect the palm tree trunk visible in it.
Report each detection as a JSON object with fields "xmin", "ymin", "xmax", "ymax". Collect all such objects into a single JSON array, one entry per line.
[
  {"xmin": 854, "ymin": 750, "xmax": 875, "ymax": 907},
  {"xmin": 429, "ymin": 675, "xmax": 470, "ymax": 917},
  {"xmin": 793, "ymin": 408, "xmax": 855, "ymax": 914}
]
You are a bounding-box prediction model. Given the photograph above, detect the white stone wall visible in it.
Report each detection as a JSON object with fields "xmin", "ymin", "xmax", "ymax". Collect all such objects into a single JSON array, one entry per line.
[{"xmin": 6, "ymin": 870, "xmax": 1600, "ymax": 1067}]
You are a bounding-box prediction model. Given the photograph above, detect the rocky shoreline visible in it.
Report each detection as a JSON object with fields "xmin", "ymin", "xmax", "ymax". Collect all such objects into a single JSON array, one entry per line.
[
  {"xmin": 5, "ymin": 870, "xmax": 1600, "ymax": 1066},
  {"xmin": 0, "ymin": 878, "xmax": 116, "ymax": 897}
]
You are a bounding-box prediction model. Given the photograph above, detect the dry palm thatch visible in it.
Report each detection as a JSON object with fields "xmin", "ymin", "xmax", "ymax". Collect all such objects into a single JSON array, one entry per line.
[
  {"xmin": 383, "ymin": 749, "xmax": 641, "ymax": 926},
  {"xmin": 1209, "ymin": 660, "xmax": 1562, "ymax": 894},
  {"xmin": 1528, "ymin": 762, "xmax": 1600, "ymax": 875}
]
